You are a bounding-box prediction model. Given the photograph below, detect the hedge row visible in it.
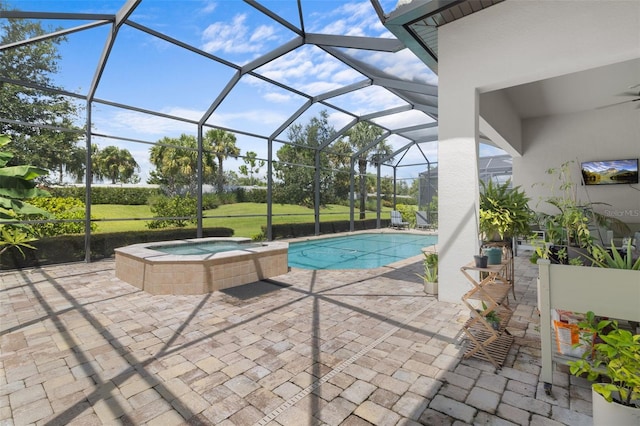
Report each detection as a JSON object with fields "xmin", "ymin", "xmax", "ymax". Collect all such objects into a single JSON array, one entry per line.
[
  {"xmin": 45, "ymin": 186, "xmax": 271, "ymax": 205},
  {"xmin": 235, "ymin": 187, "xmax": 267, "ymax": 203},
  {"xmin": 2, "ymin": 227, "xmax": 234, "ymax": 270},
  {"xmin": 47, "ymin": 186, "xmax": 163, "ymax": 205},
  {"xmin": 264, "ymin": 218, "xmax": 390, "ymax": 239}
]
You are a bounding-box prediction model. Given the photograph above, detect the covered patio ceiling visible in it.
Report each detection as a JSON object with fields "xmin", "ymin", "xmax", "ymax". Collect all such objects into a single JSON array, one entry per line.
[{"xmin": 384, "ymin": 0, "xmax": 639, "ymax": 127}]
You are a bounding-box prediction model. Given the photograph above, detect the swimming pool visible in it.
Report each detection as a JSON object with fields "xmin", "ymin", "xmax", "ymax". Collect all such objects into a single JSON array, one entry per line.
[{"xmin": 288, "ymin": 233, "xmax": 437, "ymax": 270}]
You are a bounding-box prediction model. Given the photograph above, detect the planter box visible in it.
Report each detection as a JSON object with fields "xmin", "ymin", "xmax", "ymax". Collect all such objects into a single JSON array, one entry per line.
[{"xmin": 537, "ymin": 260, "xmax": 640, "ymax": 389}]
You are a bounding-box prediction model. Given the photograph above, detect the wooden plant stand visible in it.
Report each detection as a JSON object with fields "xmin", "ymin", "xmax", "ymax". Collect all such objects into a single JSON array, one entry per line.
[{"xmin": 460, "ymin": 257, "xmax": 514, "ymax": 369}]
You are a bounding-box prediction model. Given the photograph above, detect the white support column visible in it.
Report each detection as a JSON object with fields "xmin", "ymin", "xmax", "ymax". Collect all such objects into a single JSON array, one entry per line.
[{"xmin": 437, "ymin": 82, "xmax": 480, "ymax": 303}]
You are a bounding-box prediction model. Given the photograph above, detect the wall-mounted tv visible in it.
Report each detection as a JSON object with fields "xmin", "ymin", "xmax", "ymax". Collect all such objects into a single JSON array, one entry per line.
[{"xmin": 581, "ymin": 158, "xmax": 639, "ymax": 185}]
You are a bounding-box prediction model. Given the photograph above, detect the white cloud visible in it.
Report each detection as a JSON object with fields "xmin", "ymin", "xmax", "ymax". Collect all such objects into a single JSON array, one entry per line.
[
  {"xmin": 327, "ymin": 111, "xmax": 353, "ymax": 130},
  {"xmin": 373, "ymin": 109, "xmax": 435, "ymax": 130},
  {"xmin": 321, "ymin": 20, "xmax": 351, "ymax": 36},
  {"xmin": 101, "ymin": 109, "xmax": 201, "ymax": 137},
  {"xmin": 332, "ymin": 85, "xmax": 406, "ymax": 114},
  {"xmin": 95, "ymin": 102, "xmax": 290, "ymax": 143},
  {"xmin": 201, "ymin": 14, "xmax": 280, "ymax": 54},
  {"xmin": 255, "ymin": 45, "xmax": 364, "ymax": 98},
  {"xmin": 301, "ymin": 81, "xmax": 343, "ymax": 95},
  {"xmin": 200, "ymin": 1, "xmax": 217, "ymax": 14},
  {"xmin": 312, "ymin": 1, "xmax": 389, "ymax": 38},
  {"xmin": 263, "ymin": 92, "xmax": 293, "ymax": 103},
  {"xmin": 209, "ymin": 109, "xmax": 288, "ymax": 131},
  {"xmin": 250, "ymin": 25, "xmax": 277, "ymax": 43},
  {"xmin": 332, "ymin": 68, "xmax": 362, "ymax": 84},
  {"xmin": 380, "ymin": 49, "xmax": 439, "ymax": 85}
]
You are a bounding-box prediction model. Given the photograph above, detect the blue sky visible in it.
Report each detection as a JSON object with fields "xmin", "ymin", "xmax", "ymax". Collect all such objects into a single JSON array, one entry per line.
[{"xmin": 6, "ymin": 0, "xmax": 505, "ymax": 183}]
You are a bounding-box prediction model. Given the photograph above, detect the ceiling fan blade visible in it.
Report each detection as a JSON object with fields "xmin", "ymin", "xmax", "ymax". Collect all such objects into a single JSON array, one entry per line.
[
  {"xmin": 596, "ymin": 98, "xmax": 640, "ymax": 109},
  {"xmin": 616, "ymin": 90, "xmax": 640, "ymax": 97}
]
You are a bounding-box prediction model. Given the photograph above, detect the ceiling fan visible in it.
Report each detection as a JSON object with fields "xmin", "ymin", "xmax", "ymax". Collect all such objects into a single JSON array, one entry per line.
[{"xmin": 597, "ymin": 83, "xmax": 640, "ymax": 109}]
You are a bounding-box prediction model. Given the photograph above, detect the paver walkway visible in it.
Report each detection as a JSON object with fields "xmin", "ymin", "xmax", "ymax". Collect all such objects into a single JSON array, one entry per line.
[{"xmin": 1, "ymin": 247, "xmax": 593, "ymax": 425}]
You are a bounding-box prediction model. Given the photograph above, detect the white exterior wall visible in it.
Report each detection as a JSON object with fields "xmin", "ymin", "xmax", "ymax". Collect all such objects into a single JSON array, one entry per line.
[
  {"xmin": 515, "ymin": 107, "xmax": 640, "ymax": 226},
  {"xmin": 437, "ymin": 0, "xmax": 640, "ymax": 303}
]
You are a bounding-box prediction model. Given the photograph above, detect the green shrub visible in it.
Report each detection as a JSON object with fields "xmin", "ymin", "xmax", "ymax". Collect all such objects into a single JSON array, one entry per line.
[
  {"xmin": 396, "ymin": 204, "xmax": 417, "ymax": 227},
  {"xmin": 245, "ymin": 188, "xmax": 267, "ymax": 203},
  {"xmin": 234, "ymin": 187, "xmax": 247, "ymax": 202},
  {"xmin": 216, "ymin": 192, "xmax": 237, "ymax": 205},
  {"xmin": 28, "ymin": 197, "xmax": 97, "ymax": 236},
  {"xmin": 399, "ymin": 197, "xmax": 417, "ymax": 206},
  {"xmin": 251, "ymin": 230, "xmax": 266, "ymax": 241},
  {"xmin": 147, "ymin": 195, "xmax": 197, "ymax": 229},
  {"xmin": 202, "ymin": 193, "xmax": 219, "ymax": 210},
  {"xmin": 48, "ymin": 186, "xmax": 161, "ymax": 205}
]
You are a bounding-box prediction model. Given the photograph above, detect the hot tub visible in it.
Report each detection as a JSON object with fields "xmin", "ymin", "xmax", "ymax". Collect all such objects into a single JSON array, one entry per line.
[{"xmin": 115, "ymin": 237, "xmax": 288, "ymax": 295}]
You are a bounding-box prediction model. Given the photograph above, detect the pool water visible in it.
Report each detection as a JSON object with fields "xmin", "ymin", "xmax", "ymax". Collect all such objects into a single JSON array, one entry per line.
[
  {"xmin": 288, "ymin": 233, "xmax": 437, "ymax": 270},
  {"xmin": 150, "ymin": 241, "xmax": 262, "ymax": 255}
]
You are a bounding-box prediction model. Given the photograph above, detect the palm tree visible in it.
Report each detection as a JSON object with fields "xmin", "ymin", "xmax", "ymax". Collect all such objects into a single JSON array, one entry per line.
[
  {"xmin": 205, "ymin": 129, "xmax": 239, "ymax": 193},
  {"xmin": 94, "ymin": 145, "xmax": 140, "ymax": 184},
  {"xmin": 148, "ymin": 134, "xmax": 216, "ymax": 196},
  {"xmin": 346, "ymin": 122, "xmax": 393, "ymax": 219}
]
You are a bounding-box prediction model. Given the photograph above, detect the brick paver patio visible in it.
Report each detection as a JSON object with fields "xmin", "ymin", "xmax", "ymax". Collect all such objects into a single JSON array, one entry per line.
[{"xmin": 1, "ymin": 244, "xmax": 593, "ymax": 425}]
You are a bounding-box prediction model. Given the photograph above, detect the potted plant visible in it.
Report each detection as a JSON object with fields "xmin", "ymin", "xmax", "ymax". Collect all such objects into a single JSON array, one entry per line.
[
  {"xmin": 479, "ymin": 179, "xmax": 533, "ymax": 243},
  {"xmin": 474, "ymin": 254, "xmax": 488, "ymax": 268},
  {"xmin": 532, "ymin": 161, "xmax": 630, "ymax": 264},
  {"xmin": 479, "ymin": 179, "xmax": 534, "ymax": 267},
  {"xmin": 568, "ymin": 311, "xmax": 640, "ymax": 425},
  {"xmin": 417, "ymin": 251, "xmax": 438, "ymax": 295},
  {"xmin": 588, "ymin": 240, "xmax": 640, "ymax": 270},
  {"xmin": 480, "ymin": 302, "xmax": 500, "ymax": 330}
]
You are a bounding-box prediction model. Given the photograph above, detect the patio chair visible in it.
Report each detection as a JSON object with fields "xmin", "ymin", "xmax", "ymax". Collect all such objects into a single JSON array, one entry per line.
[
  {"xmin": 390, "ymin": 210, "xmax": 409, "ymax": 229},
  {"xmin": 415, "ymin": 211, "xmax": 430, "ymax": 230}
]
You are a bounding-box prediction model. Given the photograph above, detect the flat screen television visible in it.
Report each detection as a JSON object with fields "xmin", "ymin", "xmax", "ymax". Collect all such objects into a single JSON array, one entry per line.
[{"xmin": 580, "ymin": 158, "xmax": 639, "ymax": 185}]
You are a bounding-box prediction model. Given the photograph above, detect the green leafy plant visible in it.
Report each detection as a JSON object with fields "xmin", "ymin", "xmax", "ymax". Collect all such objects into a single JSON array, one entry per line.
[
  {"xmin": 28, "ymin": 196, "xmax": 97, "ymax": 236},
  {"xmin": 479, "ymin": 179, "xmax": 533, "ymax": 241},
  {"xmin": 396, "ymin": 203, "xmax": 417, "ymax": 228},
  {"xmin": 0, "ymin": 135, "xmax": 50, "ymax": 257},
  {"xmin": 481, "ymin": 301, "xmax": 500, "ymax": 330},
  {"xmin": 568, "ymin": 311, "xmax": 640, "ymax": 407},
  {"xmin": 533, "ymin": 161, "xmax": 629, "ymax": 251},
  {"xmin": 0, "ymin": 226, "xmax": 36, "ymax": 258},
  {"xmin": 146, "ymin": 195, "xmax": 197, "ymax": 229},
  {"xmin": 416, "ymin": 252, "xmax": 438, "ymax": 282},
  {"xmin": 588, "ymin": 240, "xmax": 640, "ymax": 270}
]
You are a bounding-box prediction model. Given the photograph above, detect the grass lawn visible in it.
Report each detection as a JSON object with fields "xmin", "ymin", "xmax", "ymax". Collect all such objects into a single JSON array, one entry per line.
[{"xmin": 91, "ymin": 202, "xmax": 388, "ymax": 238}]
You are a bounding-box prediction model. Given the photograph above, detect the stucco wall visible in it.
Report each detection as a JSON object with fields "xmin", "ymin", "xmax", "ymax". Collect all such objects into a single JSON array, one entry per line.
[
  {"xmin": 437, "ymin": 0, "xmax": 640, "ymax": 303},
  {"xmin": 514, "ymin": 106, "xmax": 640, "ymax": 227}
]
